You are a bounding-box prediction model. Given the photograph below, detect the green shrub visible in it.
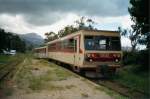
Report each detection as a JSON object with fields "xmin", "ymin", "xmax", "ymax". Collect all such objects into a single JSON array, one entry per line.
[
  {"xmin": 123, "ymin": 51, "xmax": 138, "ymax": 65},
  {"xmin": 122, "ymin": 49, "xmax": 149, "ymax": 72}
]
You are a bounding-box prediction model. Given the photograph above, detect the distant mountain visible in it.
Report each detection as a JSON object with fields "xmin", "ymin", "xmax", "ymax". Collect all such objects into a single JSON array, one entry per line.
[{"xmin": 19, "ymin": 33, "xmax": 44, "ymax": 47}]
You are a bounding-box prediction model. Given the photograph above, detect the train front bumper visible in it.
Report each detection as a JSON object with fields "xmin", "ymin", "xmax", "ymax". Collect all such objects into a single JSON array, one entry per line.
[{"xmin": 82, "ymin": 61, "xmax": 121, "ymax": 70}]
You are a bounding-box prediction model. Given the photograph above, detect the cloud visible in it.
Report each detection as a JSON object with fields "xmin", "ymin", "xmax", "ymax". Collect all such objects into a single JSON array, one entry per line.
[
  {"xmin": 93, "ymin": 15, "xmax": 133, "ymax": 30},
  {"xmin": 0, "ymin": 13, "xmax": 132, "ymax": 38},
  {"xmin": 0, "ymin": 13, "xmax": 80, "ymax": 37},
  {"xmin": 0, "ymin": 0, "xmax": 133, "ymax": 47},
  {"xmin": 0, "ymin": 14, "xmax": 33, "ymax": 33},
  {"xmin": 0, "ymin": 0, "xmax": 129, "ymax": 26}
]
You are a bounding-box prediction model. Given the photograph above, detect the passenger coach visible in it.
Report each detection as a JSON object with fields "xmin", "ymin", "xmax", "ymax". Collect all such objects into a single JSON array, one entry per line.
[
  {"xmin": 44, "ymin": 30, "xmax": 122, "ymax": 74},
  {"xmin": 34, "ymin": 46, "xmax": 47, "ymax": 58}
]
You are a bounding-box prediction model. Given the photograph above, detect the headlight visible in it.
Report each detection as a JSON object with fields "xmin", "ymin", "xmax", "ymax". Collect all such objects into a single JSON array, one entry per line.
[
  {"xmin": 89, "ymin": 59, "xmax": 93, "ymax": 62},
  {"xmin": 115, "ymin": 59, "xmax": 119, "ymax": 62}
]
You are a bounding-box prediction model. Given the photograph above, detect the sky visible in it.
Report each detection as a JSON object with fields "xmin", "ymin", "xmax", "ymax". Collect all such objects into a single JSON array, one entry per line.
[{"xmin": 0, "ymin": 0, "xmax": 132, "ymax": 47}]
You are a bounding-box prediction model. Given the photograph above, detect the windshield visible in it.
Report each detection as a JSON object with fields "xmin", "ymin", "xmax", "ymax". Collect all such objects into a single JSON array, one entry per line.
[{"xmin": 84, "ymin": 36, "xmax": 121, "ymax": 51}]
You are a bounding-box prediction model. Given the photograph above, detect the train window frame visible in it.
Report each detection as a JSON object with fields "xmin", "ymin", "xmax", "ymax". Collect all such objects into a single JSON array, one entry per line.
[
  {"xmin": 60, "ymin": 38, "xmax": 76, "ymax": 52},
  {"xmin": 110, "ymin": 37, "xmax": 121, "ymax": 51},
  {"xmin": 84, "ymin": 36, "xmax": 121, "ymax": 51},
  {"xmin": 98, "ymin": 39, "xmax": 107, "ymax": 50}
]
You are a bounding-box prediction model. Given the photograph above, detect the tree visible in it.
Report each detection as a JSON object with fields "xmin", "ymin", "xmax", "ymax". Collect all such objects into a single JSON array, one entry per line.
[
  {"xmin": 0, "ymin": 28, "xmax": 26, "ymax": 53},
  {"xmin": 44, "ymin": 31, "xmax": 58, "ymax": 42},
  {"xmin": 44, "ymin": 16, "xmax": 97, "ymax": 41},
  {"xmin": 86, "ymin": 18, "xmax": 95, "ymax": 30},
  {"xmin": 75, "ymin": 16, "xmax": 86, "ymax": 30},
  {"xmin": 128, "ymin": 0, "xmax": 149, "ymax": 48},
  {"xmin": 75, "ymin": 17, "xmax": 96, "ymax": 30},
  {"xmin": 58, "ymin": 25, "xmax": 78, "ymax": 37},
  {"xmin": 118, "ymin": 27, "xmax": 140, "ymax": 51}
]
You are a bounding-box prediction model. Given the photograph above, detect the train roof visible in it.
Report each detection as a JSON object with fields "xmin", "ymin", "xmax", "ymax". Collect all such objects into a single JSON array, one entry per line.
[
  {"xmin": 81, "ymin": 29, "xmax": 119, "ymax": 33},
  {"xmin": 47, "ymin": 29, "xmax": 119, "ymax": 45},
  {"xmin": 34, "ymin": 46, "xmax": 47, "ymax": 50}
]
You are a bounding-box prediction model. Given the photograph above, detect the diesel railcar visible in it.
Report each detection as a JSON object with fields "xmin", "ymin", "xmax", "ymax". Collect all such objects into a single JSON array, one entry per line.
[{"xmin": 34, "ymin": 30, "xmax": 122, "ymax": 74}]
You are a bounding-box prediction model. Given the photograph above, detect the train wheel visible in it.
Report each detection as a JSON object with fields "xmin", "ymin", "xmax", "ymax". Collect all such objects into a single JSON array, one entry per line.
[
  {"xmin": 72, "ymin": 66, "xmax": 85, "ymax": 76},
  {"xmin": 72, "ymin": 66, "xmax": 79, "ymax": 72}
]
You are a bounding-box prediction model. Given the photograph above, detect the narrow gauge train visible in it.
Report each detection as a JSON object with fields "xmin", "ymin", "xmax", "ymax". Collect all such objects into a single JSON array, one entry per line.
[{"xmin": 34, "ymin": 30, "xmax": 122, "ymax": 74}]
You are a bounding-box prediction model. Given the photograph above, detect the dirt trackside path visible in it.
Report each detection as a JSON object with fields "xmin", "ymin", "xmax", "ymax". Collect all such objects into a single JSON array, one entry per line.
[{"xmin": 1, "ymin": 58, "xmax": 126, "ymax": 99}]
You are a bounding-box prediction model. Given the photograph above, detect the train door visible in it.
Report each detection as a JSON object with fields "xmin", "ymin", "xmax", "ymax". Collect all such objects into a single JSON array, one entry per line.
[{"xmin": 74, "ymin": 36, "xmax": 80, "ymax": 67}]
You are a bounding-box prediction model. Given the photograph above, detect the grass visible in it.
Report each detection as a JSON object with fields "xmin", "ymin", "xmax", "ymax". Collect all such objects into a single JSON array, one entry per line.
[
  {"xmin": 28, "ymin": 71, "xmax": 67, "ymax": 91},
  {"xmin": 113, "ymin": 65, "xmax": 149, "ymax": 96},
  {"xmin": 0, "ymin": 55, "xmax": 11, "ymax": 62},
  {"xmin": 0, "ymin": 55, "xmax": 14, "ymax": 68},
  {"xmin": 0, "ymin": 54, "xmax": 24, "ymax": 63},
  {"xmin": 27, "ymin": 61, "xmax": 74, "ymax": 91},
  {"xmin": 4, "ymin": 55, "xmax": 130, "ymax": 98},
  {"xmin": 45, "ymin": 62, "xmax": 73, "ymax": 81},
  {"xmin": 14, "ymin": 57, "xmax": 73, "ymax": 92}
]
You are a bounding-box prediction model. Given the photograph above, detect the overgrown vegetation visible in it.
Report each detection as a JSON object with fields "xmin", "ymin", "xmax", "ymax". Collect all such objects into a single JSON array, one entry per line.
[
  {"xmin": 115, "ymin": 66, "xmax": 149, "ymax": 94},
  {"xmin": 122, "ymin": 50, "xmax": 149, "ymax": 71},
  {"xmin": 113, "ymin": 49, "xmax": 149, "ymax": 96},
  {"xmin": 0, "ymin": 55, "xmax": 13, "ymax": 64},
  {"xmin": 115, "ymin": 0, "xmax": 149, "ymax": 97}
]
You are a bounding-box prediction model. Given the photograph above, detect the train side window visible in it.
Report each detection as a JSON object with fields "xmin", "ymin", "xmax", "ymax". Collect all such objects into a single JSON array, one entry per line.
[
  {"xmin": 74, "ymin": 39, "xmax": 77, "ymax": 52},
  {"xmin": 68, "ymin": 38, "xmax": 75, "ymax": 52},
  {"xmin": 60, "ymin": 38, "xmax": 75, "ymax": 52},
  {"xmin": 48, "ymin": 43, "xmax": 56, "ymax": 51}
]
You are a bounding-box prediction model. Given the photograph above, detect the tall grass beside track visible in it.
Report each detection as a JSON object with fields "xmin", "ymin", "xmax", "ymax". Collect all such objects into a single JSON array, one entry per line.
[
  {"xmin": 114, "ymin": 65, "xmax": 149, "ymax": 95},
  {"xmin": 113, "ymin": 50, "xmax": 149, "ymax": 96}
]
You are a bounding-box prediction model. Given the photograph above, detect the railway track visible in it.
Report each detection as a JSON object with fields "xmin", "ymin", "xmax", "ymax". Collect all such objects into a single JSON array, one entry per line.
[
  {"xmin": 89, "ymin": 78, "xmax": 148, "ymax": 99},
  {"xmin": 83, "ymin": 72, "xmax": 148, "ymax": 99},
  {"xmin": 0, "ymin": 57, "xmax": 24, "ymax": 81}
]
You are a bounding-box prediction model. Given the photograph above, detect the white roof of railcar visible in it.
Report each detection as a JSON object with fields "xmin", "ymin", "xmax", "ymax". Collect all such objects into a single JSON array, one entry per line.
[
  {"xmin": 34, "ymin": 46, "xmax": 47, "ymax": 50},
  {"xmin": 46, "ymin": 29, "xmax": 119, "ymax": 45}
]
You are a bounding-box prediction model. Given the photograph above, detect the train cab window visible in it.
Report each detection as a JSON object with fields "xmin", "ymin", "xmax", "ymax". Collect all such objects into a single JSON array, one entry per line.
[
  {"xmin": 98, "ymin": 39, "xmax": 106, "ymax": 50},
  {"xmin": 85, "ymin": 36, "xmax": 107, "ymax": 50},
  {"xmin": 84, "ymin": 36, "xmax": 121, "ymax": 51},
  {"xmin": 84, "ymin": 36, "xmax": 95, "ymax": 50}
]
